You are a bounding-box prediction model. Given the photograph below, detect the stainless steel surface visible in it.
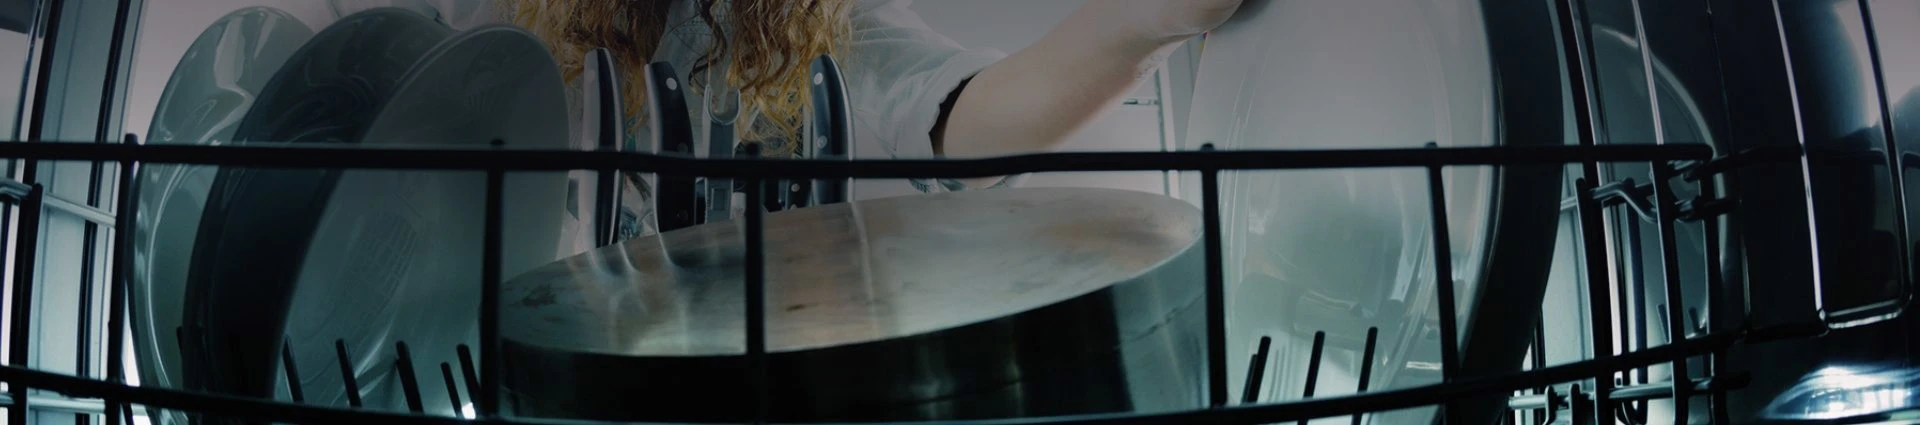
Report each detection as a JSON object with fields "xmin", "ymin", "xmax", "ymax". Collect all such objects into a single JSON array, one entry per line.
[
  {"xmin": 278, "ymin": 23, "xmax": 570, "ymax": 417},
  {"xmin": 499, "ymin": 187, "xmax": 1208, "ymax": 422},
  {"xmin": 131, "ymin": 7, "xmax": 312, "ymax": 425}
]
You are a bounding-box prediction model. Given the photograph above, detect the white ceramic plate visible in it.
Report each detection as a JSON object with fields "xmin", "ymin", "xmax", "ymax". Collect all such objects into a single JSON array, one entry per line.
[
  {"xmin": 1184, "ymin": 0, "xmax": 1497, "ymax": 417},
  {"xmin": 179, "ymin": 6, "xmax": 454, "ymax": 411},
  {"xmin": 131, "ymin": 7, "xmax": 312, "ymax": 424},
  {"xmin": 273, "ymin": 24, "xmax": 570, "ymax": 416}
]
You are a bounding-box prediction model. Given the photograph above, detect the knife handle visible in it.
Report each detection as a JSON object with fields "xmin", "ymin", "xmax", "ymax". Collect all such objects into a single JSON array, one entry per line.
[{"xmin": 647, "ymin": 61, "xmax": 700, "ymax": 233}]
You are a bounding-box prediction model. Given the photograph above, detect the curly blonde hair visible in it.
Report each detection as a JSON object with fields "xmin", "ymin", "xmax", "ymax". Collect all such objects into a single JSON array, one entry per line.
[{"xmin": 504, "ymin": 0, "xmax": 853, "ymax": 157}]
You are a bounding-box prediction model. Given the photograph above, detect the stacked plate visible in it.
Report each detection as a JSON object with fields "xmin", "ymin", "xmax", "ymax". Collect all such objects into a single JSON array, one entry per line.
[
  {"xmin": 1185, "ymin": 0, "xmax": 1569, "ymax": 423},
  {"xmin": 132, "ymin": 6, "xmax": 574, "ymax": 421}
]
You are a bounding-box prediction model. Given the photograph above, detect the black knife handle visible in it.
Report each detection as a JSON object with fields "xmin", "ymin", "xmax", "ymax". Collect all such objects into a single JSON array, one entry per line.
[{"xmin": 648, "ymin": 61, "xmax": 699, "ymax": 233}]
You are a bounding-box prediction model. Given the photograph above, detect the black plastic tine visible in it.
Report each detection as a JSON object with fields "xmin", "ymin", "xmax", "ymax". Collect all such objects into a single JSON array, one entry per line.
[
  {"xmin": 1352, "ymin": 327, "xmax": 1379, "ymax": 425},
  {"xmin": 1688, "ymin": 308, "xmax": 1704, "ymax": 335},
  {"xmin": 105, "ymin": 133, "xmax": 140, "ymax": 425},
  {"xmin": 395, "ymin": 342, "xmax": 425, "ymax": 413},
  {"xmin": 1243, "ymin": 336, "xmax": 1273, "ymax": 404},
  {"xmin": 176, "ymin": 326, "xmax": 201, "ymax": 395},
  {"xmin": 6, "ymin": 184, "xmax": 42, "ymax": 425},
  {"xmin": 1700, "ymin": 182, "xmax": 1732, "ymax": 425},
  {"xmin": 743, "ymin": 150, "xmax": 771, "ymax": 424},
  {"xmin": 1544, "ymin": 386, "xmax": 1562, "ymax": 425},
  {"xmin": 334, "ymin": 339, "xmax": 362, "ymax": 408},
  {"xmin": 441, "ymin": 363, "xmax": 464, "ymax": 416},
  {"xmin": 456, "ymin": 344, "xmax": 480, "ymax": 408},
  {"xmin": 1650, "ymin": 163, "xmax": 1691, "ymax": 423},
  {"xmin": 1298, "ymin": 331, "xmax": 1327, "ymax": 425},
  {"xmin": 1200, "ymin": 143, "xmax": 1228, "ymax": 408},
  {"xmin": 280, "ymin": 340, "xmax": 304, "ymax": 403},
  {"xmin": 1532, "ymin": 310, "xmax": 1548, "ymax": 425},
  {"xmin": 121, "ymin": 403, "xmax": 135, "ymax": 425},
  {"xmin": 1423, "ymin": 143, "xmax": 1462, "ymax": 386},
  {"xmin": 479, "ymin": 144, "xmax": 506, "ymax": 419},
  {"xmin": 1657, "ymin": 309, "xmax": 1671, "ymax": 343},
  {"xmin": 1624, "ymin": 215, "xmax": 1649, "ymax": 391},
  {"xmin": 1573, "ymin": 178, "xmax": 1618, "ymax": 416}
]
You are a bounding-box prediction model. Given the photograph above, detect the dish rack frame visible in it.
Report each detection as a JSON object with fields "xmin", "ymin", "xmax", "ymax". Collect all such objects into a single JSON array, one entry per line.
[
  {"xmin": 0, "ymin": 0, "xmax": 1875, "ymax": 424},
  {"xmin": 0, "ymin": 133, "xmax": 1774, "ymax": 425}
]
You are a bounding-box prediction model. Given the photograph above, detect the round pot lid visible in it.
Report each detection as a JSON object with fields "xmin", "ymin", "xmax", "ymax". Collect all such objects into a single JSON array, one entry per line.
[
  {"xmin": 131, "ymin": 7, "xmax": 312, "ymax": 424},
  {"xmin": 499, "ymin": 187, "xmax": 1207, "ymax": 421}
]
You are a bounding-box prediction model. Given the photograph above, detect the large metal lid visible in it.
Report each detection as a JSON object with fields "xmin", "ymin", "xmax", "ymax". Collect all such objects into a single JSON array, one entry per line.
[
  {"xmin": 498, "ymin": 187, "xmax": 1209, "ymax": 422},
  {"xmin": 502, "ymin": 187, "xmax": 1203, "ymax": 356}
]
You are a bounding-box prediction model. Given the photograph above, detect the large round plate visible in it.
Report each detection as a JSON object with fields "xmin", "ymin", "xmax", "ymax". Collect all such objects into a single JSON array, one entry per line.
[
  {"xmin": 1185, "ymin": 0, "xmax": 1567, "ymax": 423},
  {"xmin": 273, "ymin": 24, "xmax": 570, "ymax": 415},
  {"xmin": 131, "ymin": 7, "xmax": 312, "ymax": 424},
  {"xmin": 500, "ymin": 187, "xmax": 1208, "ymax": 422},
  {"xmin": 179, "ymin": 7, "xmax": 452, "ymax": 405}
]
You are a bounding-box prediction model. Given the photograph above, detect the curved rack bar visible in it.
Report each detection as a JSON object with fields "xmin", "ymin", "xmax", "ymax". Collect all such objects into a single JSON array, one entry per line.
[{"xmin": 0, "ymin": 323, "xmax": 1777, "ymax": 425}]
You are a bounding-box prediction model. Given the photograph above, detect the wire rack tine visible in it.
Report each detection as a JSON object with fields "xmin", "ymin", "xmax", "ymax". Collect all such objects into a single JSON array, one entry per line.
[
  {"xmin": 479, "ymin": 141, "xmax": 506, "ymax": 419},
  {"xmin": 440, "ymin": 362, "xmax": 463, "ymax": 416},
  {"xmin": 1200, "ymin": 143, "xmax": 1228, "ymax": 408},
  {"xmin": 280, "ymin": 340, "xmax": 303, "ymax": 403},
  {"xmin": 1424, "ymin": 143, "xmax": 1462, "ymax": 382},
  {"xmin": 334, "ymin": 339, "xmax": 361, "ymax": 408},
  {"xmin": 1352, "ymin": 327, "xmax": 1378, "ymax": 425},
  {"xmin": 1574, "ymin": 177, "xmax": 1619, "ymax": 424},
  {"xmin": 1650, "ymin": 163, "xmax": 1692, "ymax": 422},
  {"xmin": 395, "ymin": 342, "xmax": 426, "ymax": 413},
  {"xmin": 1298, "ymin": 331, "xmax": 1327, "ymax": 425},
  {"xmin": 1242, "ymin": 336, "xmax": 1272, "ymax": 404},
  {"xmin": 1699, "ymin": 180, "xmax": 1733, "ymax": 425},
  {"xmin": 105, "ymin": 134, "xmax": 139, "ymax": 425},
  {"xmin": 7, "ymin": 184, "xmax": 43, "ymax": 425},
  {"xmin": 456, "ymin": 344, "xmax": 479, "ymax": 410},
  {"xmin": 743, "ymin": 142, "xmax": 771, "ymax": 424}
]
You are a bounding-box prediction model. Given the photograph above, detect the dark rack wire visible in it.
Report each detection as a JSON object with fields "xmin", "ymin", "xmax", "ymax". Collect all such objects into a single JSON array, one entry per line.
[{"xmin": 0, "ymin": 139, "xmax": 1831, "ymax": 425}]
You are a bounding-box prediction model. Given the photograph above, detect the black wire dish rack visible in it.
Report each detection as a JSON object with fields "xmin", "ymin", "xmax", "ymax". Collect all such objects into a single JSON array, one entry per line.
[
  {"xmin": 0, "ymin": 134, "xmax": 1835, "ymax": 425},
  {"xmin": 0, "ymin": 0, "xmax": 1866, "ymax": 424}
]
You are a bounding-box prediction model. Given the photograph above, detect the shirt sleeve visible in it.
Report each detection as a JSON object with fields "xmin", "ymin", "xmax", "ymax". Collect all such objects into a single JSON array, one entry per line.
[{"xmin": 845, "ymin": 0, "xmax": 1016, "ymax": 193}]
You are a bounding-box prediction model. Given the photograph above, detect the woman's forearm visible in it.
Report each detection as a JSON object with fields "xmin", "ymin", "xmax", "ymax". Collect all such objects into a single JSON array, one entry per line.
[{"xmin": 934, "ymin": 4, "xmax": 1190, "ymax": 169}]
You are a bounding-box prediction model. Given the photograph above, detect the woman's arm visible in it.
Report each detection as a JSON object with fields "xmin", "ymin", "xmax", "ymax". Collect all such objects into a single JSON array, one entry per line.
[{"xmin": 935, "ymin": 0, "xmax": 1244, "ymax": 187}]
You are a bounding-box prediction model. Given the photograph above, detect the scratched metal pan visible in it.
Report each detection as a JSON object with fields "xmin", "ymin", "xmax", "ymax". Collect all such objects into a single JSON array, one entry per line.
[
  {"xmin": 1183, "ymin": 0, "xmax": 1567, "ymax": 423},
  {"xmin": 499, "ymin": 187, "xmax": 1209, "ymax": 422},
  {"xmin": 131, "ymin": 7, "xmax": 313, "ymax": 425}
]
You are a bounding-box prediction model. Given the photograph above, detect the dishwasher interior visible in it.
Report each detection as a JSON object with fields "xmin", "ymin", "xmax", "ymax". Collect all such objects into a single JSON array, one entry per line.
[{"xmin": 0, "ymin": 0, "xmax": 1914, "ymax": 424}]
